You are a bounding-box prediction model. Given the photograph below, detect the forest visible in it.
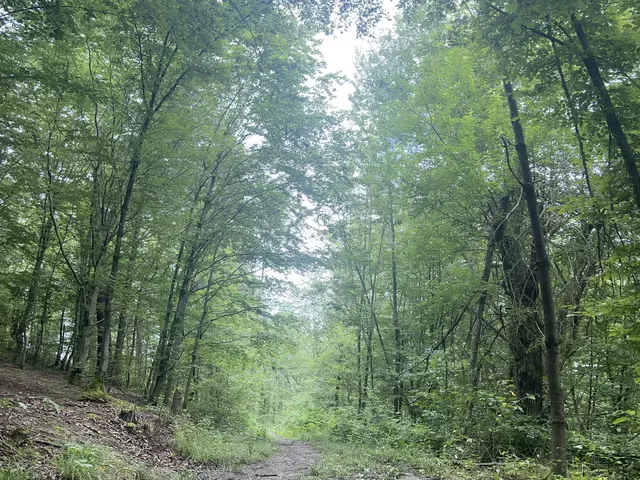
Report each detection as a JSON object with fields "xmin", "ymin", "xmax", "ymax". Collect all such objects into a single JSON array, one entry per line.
[{"xmin": 0, "ymin": 0, "xmax": 639, "ymax": 479}]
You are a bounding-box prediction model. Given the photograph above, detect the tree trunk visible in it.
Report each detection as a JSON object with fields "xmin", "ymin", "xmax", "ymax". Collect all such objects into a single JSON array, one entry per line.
[
  {"xmin": 52, "ymin": 309, "xmax": 65, "ymax": 368},
  {"xmin": 147, "ymin": 238, "xmax": 185, "ymax": 396},
  {"xmin": 97, "ymin": 118, "xmax": 148, "ymax": 388},
  {"xmin": 147, "ymin": 178, "xmax": 203, "ymax": 397},
  {"xmin": 504, "ymin": 81, "xmax": 567, "ymax": 475},
  {"xmin": 149, "ymin": 167, "xmax": 217, "ymax": 404},
  {"xmin": 389, "ymin": 200, "xmax": 402, "ymax": 415},
  {"xmin": 494, "ymin": 195, "xmax": 544, "ymax": 417},
  {"xmin": 183, "ymin": 265, "xmax": 215, "ymax": 410},
  {"xmin": 357, "ymin": 314, "xmax": 363, "ymax": 413},
  {"xmin": 466, "ymin": 228, "xmax": 496, "ymax": 429},
  {"xmin": 171, "ymin": 388, "xmax": 183, "ymax": 415},
  {"xmin": 548, "ymin": 23, "xmax": 593, "ymax": 198},
  {"xmin": 149, "ymin": 248, "xmax": 198, "ymax": 403},
  {"xmin": 70, "ymin": 284, "xmax": 99, "ymax": 385},
  {"xmin": 32, "ymin": 263, "xmax": 57, "ymax": 366},
  {"xmin": 126, "ymin": 313, "xmax": 139, "ymax": 389},
  {"xmin": 111, "ymin": 224, "xmax": 141, "ymax": 384},
  {"xmin": 571, "ymin": 14, "xmax": 640, "ymax": 209},
  {"xmin": 14, "ymin": 209, "xmax": 52, "ymax": 367}
]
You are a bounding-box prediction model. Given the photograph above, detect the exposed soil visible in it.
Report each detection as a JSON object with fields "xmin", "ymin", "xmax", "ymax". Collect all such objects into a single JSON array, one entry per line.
[
  {"xmin": 0, "ymin": 362, "xmax": 212, "ymax": 478},
  {"xmin": 207, "ymin": 440, "xmax": 320, "ymax": 480}
]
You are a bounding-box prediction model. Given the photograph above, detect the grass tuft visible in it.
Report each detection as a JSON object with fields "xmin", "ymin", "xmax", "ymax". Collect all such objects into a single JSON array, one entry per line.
[
  {"xmin": 0, "ymin": 466, "xmax": 31, "ymax": 480},
  {"xmin": 53, "ymin": 442, "xmax": 145, "ymax": 479},
  {"xmin": 174, "ymin": 422, "xmax": 277, "ymax": 469}
]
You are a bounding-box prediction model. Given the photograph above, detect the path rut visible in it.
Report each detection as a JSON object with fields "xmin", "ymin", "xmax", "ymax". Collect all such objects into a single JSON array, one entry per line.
[{"xmin": 205, "ymin": 440, "xmax": 319, "ymax": 480}]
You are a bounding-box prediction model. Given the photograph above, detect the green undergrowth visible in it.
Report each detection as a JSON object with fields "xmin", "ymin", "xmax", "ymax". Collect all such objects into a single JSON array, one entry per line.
[
  {"xmin": 174, "ymin": 421, "xmax": 277, "ymax": 469},
  {"xmin": 1, "ymin": 442, "xmax": 192, "ymax": 480},
  {"xmin": 300, "ymin": 437, "xmax": 548, "ymax": 480},
  {"xmin": 284, "ymin": 406, "xmax": 633, "ymax": 480},
  {"xmin": 0, "ymin": 466, "xmax": 30, "ymax": 480},
  {"xmin": 301, "ymin": 437, "xmax": 633, "ymax": 480},
  {"xmin": 53, "ymin": 442, "xmax": 179, "ymax": 480}
]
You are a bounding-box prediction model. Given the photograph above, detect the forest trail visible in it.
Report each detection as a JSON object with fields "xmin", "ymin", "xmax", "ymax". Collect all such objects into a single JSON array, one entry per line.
[{"xmin": 211, "ymin": 440, "xmax": 319, "ymax": 480}]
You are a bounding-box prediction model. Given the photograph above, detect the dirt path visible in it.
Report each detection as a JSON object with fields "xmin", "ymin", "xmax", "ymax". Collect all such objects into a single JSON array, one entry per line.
[{"xmin": 208, "ymin": 439, "xmax": 320, "ymax": 480}]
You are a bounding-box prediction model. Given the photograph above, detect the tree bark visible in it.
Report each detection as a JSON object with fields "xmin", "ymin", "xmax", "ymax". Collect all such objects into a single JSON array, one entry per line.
[
  {"xmin": 110, "ymin": 224, "xmax": 141, "ymax": 384},
  {"xmin": 70, "ymin": 284, "xmax": 99, "ymax": 385},
  {"xmin": 97, "ymin": 116, "xmax": 149, "ymax": 388},
  {"xmin": 52, "ymin": 309, "xmax": 65, "ymax": 368},
  {"xmin": 14, "ymin": 208, "xmax": 52, "ymax": 367},
  {"xmin": 149, "ymin": 246, "xmax": 198, "ymax": 403},
  {"xmin": 494, "ymin": 195, "xmax": 544, "ymax": 417},
  {"xmin": 504, "ymin": 80, "xmax": 567, "ymax": 475},
  {"xmin": 32, "ymin": 263, "xmax": 57, "ymax": 365},
  {"xmin": 183, "ymin": 265, "xmax": 215, "ymax": 410},
  {"xmin": 147, "ymin": 238, "xmax": 186, "ymax": 396},
  {"xmin": 389, "ymin": 200, "xmax": 402, "ymax": 415},
  {"xmin": 571, "ymin": 14, "xmax": 640, "ymax": 209},
  {"xmin": 466, "ymin": 227, "xmax": 496, "ymax": 429}
]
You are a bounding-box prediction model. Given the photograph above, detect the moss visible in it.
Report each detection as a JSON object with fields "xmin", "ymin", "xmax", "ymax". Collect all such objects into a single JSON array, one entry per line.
[{"xmin": 80, "ymin": 388, "xmax": 111, "ymax": 403}]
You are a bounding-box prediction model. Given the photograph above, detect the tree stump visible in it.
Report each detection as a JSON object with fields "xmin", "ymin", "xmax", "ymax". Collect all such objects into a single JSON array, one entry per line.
[{"xmin": 119, "ymin": 408, "xmax": 140, "ymax": 425}]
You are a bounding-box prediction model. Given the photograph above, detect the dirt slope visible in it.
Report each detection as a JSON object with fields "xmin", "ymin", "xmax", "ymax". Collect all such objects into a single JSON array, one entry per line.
[{"xmin": 0, "ymin": 363, "xmax": 209, "ymax": 477}]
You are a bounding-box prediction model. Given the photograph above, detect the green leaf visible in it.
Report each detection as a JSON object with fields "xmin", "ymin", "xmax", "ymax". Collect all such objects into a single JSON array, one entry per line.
[{"xmin": 612, "ymin": 417, "xmax": 629, "ymax": 425}]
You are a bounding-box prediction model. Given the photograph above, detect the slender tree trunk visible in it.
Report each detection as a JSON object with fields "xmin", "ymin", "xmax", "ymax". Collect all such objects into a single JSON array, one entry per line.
[
  {"xmin": 52, "ymin": 309, "xmax": 65, "ymax": 368},
  {"xmin": 357, "ymin": 316, "xmax": 363, "ymax": 413},
  {"xmin": 147, "ymin": 239, "xmax": 185, "ymax": 395},
  {"xmin": 97, "ymin": 120, "xmax": 148, "ymax": 389},
  {"xmin": 183, "ymin": 265, "xmax": 215, "ymax": 410},
  {"xmin": 110, "ymin": 224, "xmax": 141, "ymax": 384},
  {"xmin": 571, "ymin": 14, "xmax": 640, "ymax": 209},
  {"xmin": 465, "ymin": 228, "xmax": 496, "ymax": 429},
  {"xmin": 70, "ymin": 283, "xmax": 99, "ymax": 385},
  {"xmin": 32, "ymin": 264, "xmax": 57, "ymax": 365},
  {"xmin": 14, "ymin": 209, "xmax": 52, "ymax": 367},
  {"xmin": 149, "ymin": 168, "xmax": 218, "ymax": 403},
  {"xmin": 389, "ymin": 200, "xmax": 402, "ymax": 415},
  {"xmin": 147, "ymin": 180, "xmax": 203, "ymax": 396},
  {"xmin": 126, "ymin": 313, "xmax": 139, "ymax": 389},
  {"xmin": 504, "ymin": 80, "xmax": 567, "ymax": 475},
  {"xmin": 548, "ymin": 23, "xmax": 593, "ymax": 198},
  {"xmin": 149, "ymin": 248, "xmax": 198, "ymax": 403}
]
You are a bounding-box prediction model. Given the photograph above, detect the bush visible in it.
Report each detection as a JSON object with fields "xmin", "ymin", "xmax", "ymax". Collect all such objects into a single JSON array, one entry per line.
[{"xmin": 186, "ymin": 373, "xmax": 255, "ymax": 427}]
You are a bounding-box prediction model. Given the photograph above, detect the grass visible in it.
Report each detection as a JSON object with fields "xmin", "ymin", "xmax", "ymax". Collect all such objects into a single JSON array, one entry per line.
[
  {"xmin": 299, "ymin": 437, "xmax": 622, "ymax": 480},
  {"xmin": 53, "ymin": 442, "xmax": 152, "ymax": 480},
  {"xmin": 0, "ymin": 466, "xmax": 31, "ymax": 480},
  {"xmin": 174, "ymin": 422, "xmax": 277, "ymax": 469},
  {"xmin": 1, "ymin": 442, "xmax": 195, "ymax": 480}
]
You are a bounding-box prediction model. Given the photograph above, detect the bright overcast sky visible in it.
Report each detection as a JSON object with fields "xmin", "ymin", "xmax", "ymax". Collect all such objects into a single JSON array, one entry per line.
[{"xmin": 316, "ymin": 0, "xmax": 397, "ymax": 110}]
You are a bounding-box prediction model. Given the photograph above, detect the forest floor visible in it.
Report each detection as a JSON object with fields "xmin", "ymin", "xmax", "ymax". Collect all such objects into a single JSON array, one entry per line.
[
  {"xmin": 0, "ymin": 362, "xmax": 215, "ymax": 478},
  {"xmin": 0, "ymin": 363, "xmax": 364, "ymax": 479}
]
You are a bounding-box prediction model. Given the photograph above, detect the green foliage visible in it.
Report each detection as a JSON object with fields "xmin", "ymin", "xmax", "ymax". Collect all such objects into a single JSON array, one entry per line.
[
  {"xmin": 0, "ymin": 466, "xmax": 31, "ymax": 480},
  {"xmin": 53, "ymin": 443, "xmax": 143, "ymax": 480},
  {"xmin": 173, "ymin": 421, "xmax": 276, "ymax": 468}
]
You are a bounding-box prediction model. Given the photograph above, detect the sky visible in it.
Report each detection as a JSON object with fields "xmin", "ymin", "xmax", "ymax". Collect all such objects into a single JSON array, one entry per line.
[
  {"xmin": 266, "ymin": 2, "xmax": 397, "ymax": 294},
  {"xmin": 316, "ymin": 1, "xmax": 397, "ymax": 110}
]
